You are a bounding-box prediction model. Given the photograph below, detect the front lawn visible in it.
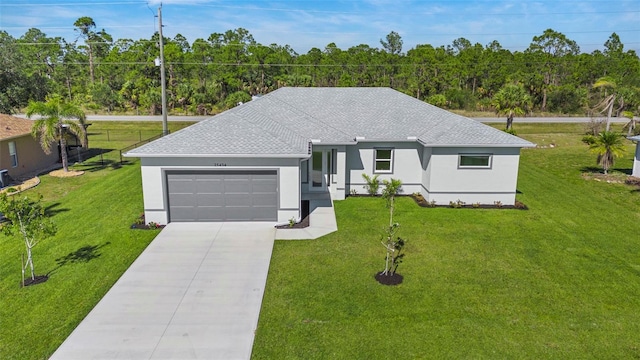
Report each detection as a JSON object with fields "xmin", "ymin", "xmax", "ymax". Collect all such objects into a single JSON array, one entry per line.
[
  {"xmin": 252, "ymin": 125, "xmax": 640, "ymax": 358},
  {"xmin": 0, "ymin": 121, "xmax": 193, "ymax": 360}
]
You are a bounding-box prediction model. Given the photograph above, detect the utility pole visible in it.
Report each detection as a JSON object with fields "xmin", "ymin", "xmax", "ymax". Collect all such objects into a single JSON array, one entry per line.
[{"xmin": 158, "ymin": 5, "xmax": 168, "ymax": 136}]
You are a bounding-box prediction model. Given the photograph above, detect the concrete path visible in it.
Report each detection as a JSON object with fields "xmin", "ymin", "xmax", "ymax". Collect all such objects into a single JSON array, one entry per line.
[
  {"xmin": 276, "ymin": 194, "xmax": 338, "ymax": 240},
  {"xmin": 50, "ymin": 222, "xmax": 275, "ymax": 360}
]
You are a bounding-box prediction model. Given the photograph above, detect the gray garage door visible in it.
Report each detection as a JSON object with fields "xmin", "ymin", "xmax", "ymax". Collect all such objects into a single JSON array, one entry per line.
[{"xmin": 167, "ymin": 170, "xmax": 278, "ymax": 222}]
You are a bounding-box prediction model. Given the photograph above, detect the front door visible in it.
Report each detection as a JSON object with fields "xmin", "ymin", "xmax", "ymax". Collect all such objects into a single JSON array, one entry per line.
[{"xmin": 309, "ymin": 150, "xmax": 329, "ymax": 192}]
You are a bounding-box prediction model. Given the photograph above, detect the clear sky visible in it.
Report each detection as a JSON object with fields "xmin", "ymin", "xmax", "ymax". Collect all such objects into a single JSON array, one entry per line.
[{"xmin": 1, "ymin": 0, "xmax": 639, "ymax": 54}]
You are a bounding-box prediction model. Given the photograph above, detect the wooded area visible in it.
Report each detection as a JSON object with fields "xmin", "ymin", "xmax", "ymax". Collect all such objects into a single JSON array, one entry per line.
[{"xmin": 1, "ymin": 17, "xmax": 639, "ymax": 117}]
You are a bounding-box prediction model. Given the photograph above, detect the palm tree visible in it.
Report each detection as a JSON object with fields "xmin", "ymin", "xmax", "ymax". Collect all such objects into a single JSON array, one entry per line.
[
  {"xmin": 26, "ymin": 95, "xmax": 87, "ymax": 172},
  {"xmin": 589, "ymin": 131, "xmax": 626, "ymax": 174},
  {"xmin": 492, "ymin": 84, "xmax": 532, "ymax": 131},
  {"xmin": 592, "ymin": 77, "xmax": 622, "ymax": 131}
]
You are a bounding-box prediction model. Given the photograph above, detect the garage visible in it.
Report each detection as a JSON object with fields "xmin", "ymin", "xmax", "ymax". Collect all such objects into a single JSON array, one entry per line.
[{"xmin": 167, "ymin": 170, "xmax": 278, "ymax": 222}]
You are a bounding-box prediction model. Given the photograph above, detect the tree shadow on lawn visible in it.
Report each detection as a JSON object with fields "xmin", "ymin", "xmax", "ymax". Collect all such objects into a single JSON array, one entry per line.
[
  {"xmin": 44, "ymin": 202, "xmax": 70, "ymax": 217},
  {"xmin": 47, "ymin": 242, "xmax": 111, "ymax": 277},
  {"xmin": 74, "ymin": 148, "xmax": 126, "ymax": 172},
  {"xmin": 580, "ymin": 165, "xmax": 604, "ymax": 174},
  {"xmin": 78, "ymin": 158, "xmax": 123, "ymax": 172}
]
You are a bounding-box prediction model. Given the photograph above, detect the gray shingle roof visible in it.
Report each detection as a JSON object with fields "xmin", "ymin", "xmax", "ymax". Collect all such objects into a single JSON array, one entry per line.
[{"xmin": 127, "ymin": 87, "xmax": 535, "ymax": 157}]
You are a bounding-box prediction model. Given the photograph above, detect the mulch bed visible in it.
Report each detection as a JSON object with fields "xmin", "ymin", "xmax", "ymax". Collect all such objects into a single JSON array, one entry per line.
[
  {"xmin": 375, "ymin": 272, "xmax": 404, "ymax": 285},
  {"xmin": 353, "ymin": 193, "xmax": 529, "ymax": 210},
  {"xmin": 130, "ymin": 214, "xmax": 166, "ymax": 230},
  {"xmin": 625, "ymin": 176, "xmax": 640, "ymax": 187},
  {"xmin": 276, "ymin": 200, "xmax": 310, "ymax": 229}
]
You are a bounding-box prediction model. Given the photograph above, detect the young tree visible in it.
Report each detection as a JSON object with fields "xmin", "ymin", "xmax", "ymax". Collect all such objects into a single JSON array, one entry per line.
[
  {"xmin": 26, "ymin": 95, "xmax": 87, "ymax": 172},
  {"xmin": 0, "ymin": 194, "xmax": 56, "ymax": 285},
  {"xmin": 380, "ymin": 178, "xmax": 405, "ymax": 277},
  {"xmin": 492, "ymin": 84, "xmax": 532, "ymax": 131},
  {"xmin": 589, "ymin": 131, "xmax": 626, "ymax": 174}
]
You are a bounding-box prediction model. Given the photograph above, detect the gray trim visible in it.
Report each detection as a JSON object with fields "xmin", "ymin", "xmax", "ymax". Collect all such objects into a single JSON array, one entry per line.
[
  {"xmin": 426, "ymin": 190, "xmax": 515, "ymax": 194},
  {"xmin": 126, "ymin": 153, "xmax": 308, "ymax": 158},
  {"xmin": 425, "ymin": 143, "xmax": 536, "ymax": 148}
]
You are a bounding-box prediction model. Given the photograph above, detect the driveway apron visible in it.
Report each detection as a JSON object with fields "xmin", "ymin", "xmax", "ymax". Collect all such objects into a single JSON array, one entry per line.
[{"xmin": 50, "ymin": 222, "xmax": 276, "ymax": 360}]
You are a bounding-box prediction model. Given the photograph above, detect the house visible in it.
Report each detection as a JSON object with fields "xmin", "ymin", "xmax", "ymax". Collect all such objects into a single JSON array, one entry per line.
[
  {"xmin": 125, "ymin": 87, "xmax": 535, "ymax": 224},
  {"xmin": 0, "ymin": 114, "xmax": 59, "ymax": 183},
  {"xmin": 629, "ymin": 135, "xmax": 640, "ymax": 177}
]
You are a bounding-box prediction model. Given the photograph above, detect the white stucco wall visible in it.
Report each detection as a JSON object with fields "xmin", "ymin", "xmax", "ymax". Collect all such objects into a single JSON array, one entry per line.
[
  {"xmin": 345, "ymin": 142, "xmax": 423, "ymax": 195},
  {"xmin": 139, "ymin": 157, "xmax": 300, "ymax": 224},
  {"xmin": 424, "ymin": 147, "xmax": 522, "ymax": 205}
]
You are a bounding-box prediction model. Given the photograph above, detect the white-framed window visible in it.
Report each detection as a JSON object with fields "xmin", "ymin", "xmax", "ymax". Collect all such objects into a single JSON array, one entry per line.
[
  {"xmin": 458, "ymin": 154, "xmax": 492, "ymax": 169},
  {"xmin": 374, "ymin": 148, "xmax": 394, "ymax": 173},
  {"xmin": 8, "ymin": 141, "xmax": 18, "ymax": 168}
]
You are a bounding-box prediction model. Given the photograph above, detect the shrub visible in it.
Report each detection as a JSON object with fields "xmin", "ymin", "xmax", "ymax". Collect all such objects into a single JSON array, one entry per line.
[
  {"xmin": 582, "ymin": 134, "xmax": 597, "ymax": 145},
  {"xmin": 361, "ymin": 173, "xmax": 381, "ymax": 196}
]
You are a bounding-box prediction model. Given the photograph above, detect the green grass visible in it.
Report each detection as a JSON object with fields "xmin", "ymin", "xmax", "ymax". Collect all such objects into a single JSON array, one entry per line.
[
  {"xmin": 83, "ymin": 121, "xmax": 196, "ymax": 164},
  {"xmin": 0, "ymin": 121, "xmax": 193, "ymax": 360},
  {"xmin": 2, "ymin": 121, "xmax": 638, "ymax": 358},
  {"xmin": 252, "ymin": 126, "xmax": 640, "ymax": 358}
]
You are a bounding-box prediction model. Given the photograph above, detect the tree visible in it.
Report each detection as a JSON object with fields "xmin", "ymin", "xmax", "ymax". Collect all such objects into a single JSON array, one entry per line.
[
  {"xmin": 0, "ymin": 31, "xmax": 30, "ymax": 113},
  {"xmin": 492, "ymin": 84, "xmax": 532, "ymax": 130},
  {"xmin": 73, "ymin": 17, "xmax": 97, "ymax": 83},
  {"xmin": 26, "ymin": 95, "xmax": 87, "ymax": 172},
  {"xmin": 591, "ymin": 77, "xmax": 637, "ymax": 131},
  {"xmin": 74, "ymin": 17, "xmax": 111, "ymax": 84},
  {"xmin": 527, "ymin": 29, "xmax": 580, "ymax": 110},
  {"xmin": 379, "ymin": 178, "xmax": 405, "ymax": 278},
  {"xmin": 0, "ymin": 194, "xmax": 56, "ymax": 285},
  {"xmin": 380, "ymin": 31, "xmax": 403, "ymax": 55},
  {"xmin": 589, "ymin": 131, "xmax": 626, "ymax": 174}
]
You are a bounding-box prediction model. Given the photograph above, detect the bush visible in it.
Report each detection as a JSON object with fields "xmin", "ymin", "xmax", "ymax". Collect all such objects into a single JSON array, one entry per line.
[{"xmin": 361, "ymin": 174, "xmax": 380, "ymax": 195}]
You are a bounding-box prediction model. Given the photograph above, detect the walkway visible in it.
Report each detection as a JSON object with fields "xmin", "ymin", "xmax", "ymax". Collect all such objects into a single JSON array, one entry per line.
[
  {"xmin": 275, "ymin": 192, "xmax": 338, "ymax": 240},
  {"xmin": 50, "ymin": 222, "xmax": 275, "ymax": 360}
]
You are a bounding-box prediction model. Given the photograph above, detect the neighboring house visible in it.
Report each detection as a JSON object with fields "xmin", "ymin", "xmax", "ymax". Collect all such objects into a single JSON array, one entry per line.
[
  {"xmin": 0, "ymin": 114, "xmax": 59, "ymax": 182},
  {"xmin": 125, "ymin": 87, "xmax": 535, "ymax": 224},
  {"xmin": 629, "ymin": 135, "xmax": 640, "ymax": 177}
]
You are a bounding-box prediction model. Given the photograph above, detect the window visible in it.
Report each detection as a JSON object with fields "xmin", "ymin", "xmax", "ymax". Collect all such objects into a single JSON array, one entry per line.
[
  {"xmin": 8, "ymin": 142, "xmax": 18, "ymax": 168},
  {"xmin": 459, "ymin": 154, "xmax": 492, "ymax": 168},
  {"xmin": 374, "ymin": 148, "xmax": 393, "ymax": 173}
]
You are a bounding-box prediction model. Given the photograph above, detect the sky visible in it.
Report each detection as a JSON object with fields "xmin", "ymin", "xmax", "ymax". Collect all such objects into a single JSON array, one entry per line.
[{"xmin": 1, "ymin": 0, "xmax": 639, "ymax": 54}]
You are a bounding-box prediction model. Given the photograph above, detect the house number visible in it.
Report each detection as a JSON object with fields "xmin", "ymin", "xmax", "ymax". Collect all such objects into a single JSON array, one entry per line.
[{"xmin": 213, "ymin": 163, "xmax": 227, "ymax": 166}]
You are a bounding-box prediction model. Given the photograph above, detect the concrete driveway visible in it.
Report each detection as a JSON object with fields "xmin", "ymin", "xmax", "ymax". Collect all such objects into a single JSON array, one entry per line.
[{"xmin": 50, "ymin": 222, "xmax": 275, "ymax": 360}]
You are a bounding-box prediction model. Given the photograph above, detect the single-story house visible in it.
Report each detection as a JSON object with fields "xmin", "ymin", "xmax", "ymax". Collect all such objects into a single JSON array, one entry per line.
[
  {"xmin": 125, "ymin": 87, "xmax": 535, "ymax": 224},
  {"xmin": 629, "ymin": 135, "xmax": 640, "ymax": 177},
  {"xmin": 0, "ymin": 114, "xmax": 59, "ymax": 183}
]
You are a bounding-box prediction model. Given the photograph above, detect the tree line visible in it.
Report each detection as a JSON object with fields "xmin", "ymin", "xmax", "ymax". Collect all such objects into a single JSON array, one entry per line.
[{"xmin": 1, "ymin": 17, "xmax": 639, "ymax": 118}]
